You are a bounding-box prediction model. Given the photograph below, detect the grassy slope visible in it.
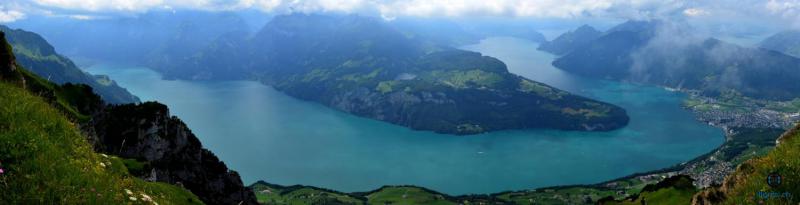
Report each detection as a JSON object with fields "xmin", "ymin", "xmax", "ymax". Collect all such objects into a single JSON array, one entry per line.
[
  {"xmin": 598, "ymin": 176, "xmax": 697, "ymax": 205},
  {"xmin": 606, "ymin": 187, "xmax": 695, "ymax": 205},
  {"xmin": 363, "ymin": 187, "xmax": 454, "ymax": 205},
  {"xmin": 0, "ymin": 82, "xmax": 202, "ymax": 204},
  {"xmin": 252, "ymin": 183, "xmax": 365, "ymax": 205},
  {"xmin": 713, "ymin": 125, "xmax": 800, "ymax": 204},
  {"xmin": 252, "ymin": 183, "xmax": 462, "ymax": 205}
]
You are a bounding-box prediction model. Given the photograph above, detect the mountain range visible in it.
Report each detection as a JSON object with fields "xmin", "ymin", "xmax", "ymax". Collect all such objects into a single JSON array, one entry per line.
[
  {"xmin": 545, "ymin": 20, "xmax": 800, "ymax": 101},
  {"xmin": 759, "ymin": 30, "xmax": 800, "ymax": 58},
  {"xmin": 537, "ymin": 25, "xmax": 602, "ymax": 55},
  {"xmin": 2, "ymin": 13, "xmax": 799, "ymax": 205},
  {"xmin": 153, "ymin": 14, "xmax": 629, "ymax": 135},
  {"xmin": 9, "ymin": 11, "xmax": 253, "ymax": 66},
  {"xmin": 0, "ymin": 31, "xmax": 258, "ymax": 204},
  {"xmin": 0, "ymin": 25, "xmax": 139, "ymax": 104}
]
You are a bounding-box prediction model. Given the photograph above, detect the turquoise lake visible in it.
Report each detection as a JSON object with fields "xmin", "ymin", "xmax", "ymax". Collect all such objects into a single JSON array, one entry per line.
[{"xmin": 84, "ymin": 37, "xmax": 724, "ymax": 195}]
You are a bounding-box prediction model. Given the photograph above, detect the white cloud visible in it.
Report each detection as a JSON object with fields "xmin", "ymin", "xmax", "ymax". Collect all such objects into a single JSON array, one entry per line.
[
  {"xmin": 376, "ymin": 0, "xmax": 621, "ymax": 18},
  {"xmin": 68, "ymin": 14, "xmax": 103, "ymax": 20},
  {"xmin": 235, "ymin": 0, "xmax": 283, "ymax": 11},
  {"xmin": 29, "ymin": 0, "xmax": 278, "ymax": 12},
  {"xmin": 32, "ymin": 0, "xmax": 165, "ymax": 12},
  {"xmin": 292, "ymin": 0, "xmax": 368, "ymax": 13},
  {"xmin": 1, "ymin": 0, "xmax": 796, "ymax": 29},
  {"xmin": 765, "ymin": 0, "xmax": 800, "ymax": 13},
  {"xmin": 683, "ymin": 8, "xmax": 709, "ymax": 17},
  {"xmin": 0, "ymin": 8, "xmax": 25, "ymax": 22},
  {"xmin": 765, "ymin": 0, "xmax": 800, "ymax": 20},
  {"xmin": 23, "ymin": 0, "xmax": 687, "ymax": 18}
]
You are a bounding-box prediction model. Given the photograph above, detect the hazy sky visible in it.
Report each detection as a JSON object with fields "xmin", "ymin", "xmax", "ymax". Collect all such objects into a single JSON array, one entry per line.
[{"xmin": 1, "ymin": 0, "xmax": 798, "ymax": 39}]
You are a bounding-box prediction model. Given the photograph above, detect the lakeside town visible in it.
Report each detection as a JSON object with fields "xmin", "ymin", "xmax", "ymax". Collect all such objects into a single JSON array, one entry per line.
[
  {"xmin": 686, "ymin": 93, "xmax": 800, "ymax": 129},
  {"xmin": 588, "ymin": 88, "xmax": 800, "ymax": 199},
  {"xmin": 644, "ymin": 89, "xmax": 799, "ymax": 188}
]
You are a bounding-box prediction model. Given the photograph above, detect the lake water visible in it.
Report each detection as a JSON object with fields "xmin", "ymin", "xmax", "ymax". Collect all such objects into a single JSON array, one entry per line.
[{"xmin": 84, "ymin": 37, "xmax": 724, "ymax": 195}]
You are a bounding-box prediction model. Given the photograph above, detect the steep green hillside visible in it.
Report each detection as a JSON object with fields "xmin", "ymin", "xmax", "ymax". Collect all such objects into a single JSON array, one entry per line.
[
  {"xmin": 0, "ymin": 31, "xmax": 257, "ymax": 204},
  {"xmin": 0, "ymin": 25, "xmax": 139, "ymax": 104},
  {"xmin": 693, "ymin": 124, "xmax": 800, "ymax": 204},
  {"xmin": 154, "ymin": 14, "xmax": 629, "ymax": 135},
  {"xmin": 0, "ymin": 81, "xmax": 202, "ymax": 204},
  {"xmin": 597, "ymin": 175, "xmax": 697, "ymax": 205},
  {"xmin": 0, "ymin": 31, "xmax": 201, "ymax": 204}
]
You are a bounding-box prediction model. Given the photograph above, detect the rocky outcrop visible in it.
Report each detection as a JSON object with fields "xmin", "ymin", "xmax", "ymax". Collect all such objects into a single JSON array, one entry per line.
[
  {"xmin": 1, "ymin": 31, "xmax": 258, "ymax": 204},
  {"xmin": 88, "ymin": 102, "xmax": 258, "ymax": 205},
  {"xmin": 0, "ymin": 32, "xmax": 23, "ymax": 86}
]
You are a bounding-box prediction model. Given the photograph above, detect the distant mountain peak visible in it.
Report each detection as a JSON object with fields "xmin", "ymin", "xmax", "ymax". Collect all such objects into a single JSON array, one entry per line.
[
  {"xmin": 0, "ymin": 25, "xmax": 140, "ymax": 104},
  {"xmin": 575, "ymin": 24, "xmax": 597, "ymax": 32},
  {"xmin": 537, "ymin": 24, "xmax": 603, "ymax": 55},
  {"xmin": 155, "ymin": 13, "xmax": 631, "ymax": 135},
  {"xmin": 553, "ymin": 20, "xmax": 800, "ymax": 101},
  {"xmin": 606, "ymin": 19, "xmax": 663, "ymax": 34},
  {"xmin": 759, "ymin": 29, "xmax": 800, "ymax": 58}
]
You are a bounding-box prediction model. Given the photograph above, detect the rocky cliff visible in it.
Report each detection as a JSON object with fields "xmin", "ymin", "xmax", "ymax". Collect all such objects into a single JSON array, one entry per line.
[
  {"xmin": 87, "ymin": 102, "xmax": 258, "ymax": 205},
  {"xmin": 0, "ymin": 32, "xmax": 23, "ymax": 86},
  {"xmin": 1, "ymin": 30, "xmax": 258, "ymax": 205}
]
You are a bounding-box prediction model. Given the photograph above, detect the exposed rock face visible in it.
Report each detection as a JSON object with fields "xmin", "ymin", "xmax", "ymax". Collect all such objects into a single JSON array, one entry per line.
[
  {"xmin": 0, "ymin": 33, "xmax": 14, "ymax": 71},
  {"xmin": 88, "ymin": 102, "xmax": 258, "ymax": 205},
  {"xmin": 0, "ymin": 32, "xmax": 23, "ymax": 86},
  {"xmin": 1, "ymin": 31, "xmax": 257, "ymax": 204}
]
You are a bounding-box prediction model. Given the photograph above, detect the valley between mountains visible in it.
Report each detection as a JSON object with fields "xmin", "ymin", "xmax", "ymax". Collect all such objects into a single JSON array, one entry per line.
[{"xmin": 1, "ymin": 10, "xmax": 799, "ymax": 205}]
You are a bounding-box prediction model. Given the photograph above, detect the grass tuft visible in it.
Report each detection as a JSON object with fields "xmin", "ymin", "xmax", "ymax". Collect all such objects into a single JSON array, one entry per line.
[{"xmin": 0, "ymin": 82, "xmax": 202, "ymax": 204}]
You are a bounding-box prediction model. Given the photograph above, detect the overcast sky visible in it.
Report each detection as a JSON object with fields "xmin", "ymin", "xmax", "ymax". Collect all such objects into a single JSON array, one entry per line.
[{"xmin": 1, "ymin": 0, "xmax": 798, "ymax": 35}]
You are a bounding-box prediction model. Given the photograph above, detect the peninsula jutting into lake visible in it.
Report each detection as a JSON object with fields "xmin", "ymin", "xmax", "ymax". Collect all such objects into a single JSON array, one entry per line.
[{"xmin": 1, "ymin": 1, "xmax": 799, "ymax": 204}]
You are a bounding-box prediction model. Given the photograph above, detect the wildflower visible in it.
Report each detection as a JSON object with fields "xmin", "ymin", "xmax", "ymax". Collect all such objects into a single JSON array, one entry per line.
[
  {"xmin": 0, "ymin": 168, "xmax": 4, "ymax": 174},
  {"xmin": 141, "ymin": 193, "xmax": 152, "ymax": 202},
  {"xmin": 129, "ymin": 196, "xmax": 137, "ymax": 201},
  {"xmin": 99, "ymin": 162, "xmax": 106, "ymax": 168},
  {"xmin": 125, "ymin": 189, "xmax": 133, "ymax": 195}
]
